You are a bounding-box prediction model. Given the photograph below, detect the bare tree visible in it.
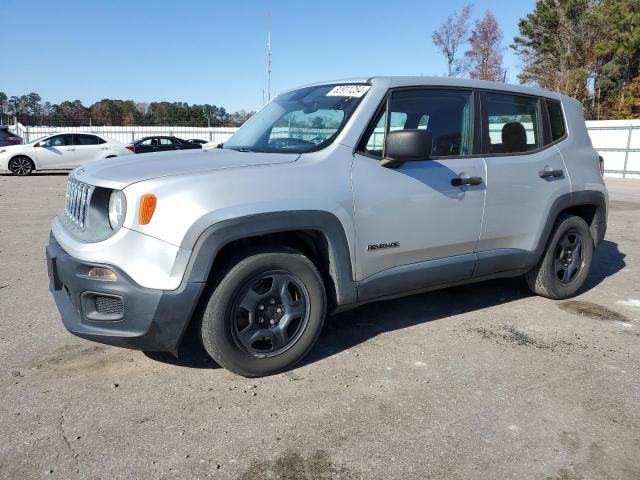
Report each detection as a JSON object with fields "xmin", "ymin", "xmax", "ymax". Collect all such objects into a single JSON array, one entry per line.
[
  {"xmin": 465, "ymin": 11, "xmax": 504, "ymax": 81},
  {"xmin": 432, "ymin": 5, "xmax": 472, "ymax": 77}
]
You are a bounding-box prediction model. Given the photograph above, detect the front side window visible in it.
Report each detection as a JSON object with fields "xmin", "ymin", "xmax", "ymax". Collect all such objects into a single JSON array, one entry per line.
[
  {"xmin": 360, "ymin": 89, "xmax": 474, "ymax": 159},
  {"xmin": 486, "ymin": 93, "xmax": 542, "ymax": 154},
  {"xmin": 223, "ymin": 83, "xmax": 369, "ymax": 153},
  {"xmin": 160, "ymin": 138, "xmax": 174, "ymax": 145},
  {"xmin": 547, "ymin": 100, "xmax": 566, "ymax": 142},
  {"xmin": 43, "ymin": 134, "xmax": 71, "ymax": 147}
]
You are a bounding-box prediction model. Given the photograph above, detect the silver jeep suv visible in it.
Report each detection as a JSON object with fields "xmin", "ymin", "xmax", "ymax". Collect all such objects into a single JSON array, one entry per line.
[{"xmin": 46, "ymin": 77, "xmax": 608, "ymax": 377}]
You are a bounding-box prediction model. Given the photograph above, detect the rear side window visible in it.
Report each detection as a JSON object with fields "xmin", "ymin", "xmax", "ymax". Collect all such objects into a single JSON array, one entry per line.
[
  {"xmin": 75, "ymin": 134, "xmax": 103, "ymax": 145},
  {"xmin": 547, "ymin": 100, "xmax": 566, "ymax": 141},
  {"xmin": 485, "ymin": 93, "xmax": 542, "ymax": 154}
]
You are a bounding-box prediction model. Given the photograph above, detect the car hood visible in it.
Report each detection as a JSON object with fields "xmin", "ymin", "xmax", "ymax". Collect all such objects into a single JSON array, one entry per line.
[
  {"xmin": 71, "ymin": 148, "xmax": 301, "ymax": 189},
  {"xmin": 0, "ymin": 143, "xmax": 32, "ymax": 153}
]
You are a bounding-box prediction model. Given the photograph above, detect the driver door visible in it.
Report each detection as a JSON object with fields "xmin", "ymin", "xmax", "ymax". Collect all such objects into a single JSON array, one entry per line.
[
  {"xmin": 352, "ymin": 88, "xmax": 486, "ymax": 300},
  {"xmin": 35, "ymin": 134, "xmax": 76, "ymax": 169}
]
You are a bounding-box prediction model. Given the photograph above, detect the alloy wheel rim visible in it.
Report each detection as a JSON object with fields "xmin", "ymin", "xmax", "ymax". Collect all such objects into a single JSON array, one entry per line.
[
  {"xmin": 231, "ymin": 271, "xmax": 310, "ymax": 358},
  {"xmin": 553, "ymin": 229, "xmax": 584, "ymax": 285},
  {"xmin": 10, "ymin": 158, "xmax": 31, "ymax": 176}
]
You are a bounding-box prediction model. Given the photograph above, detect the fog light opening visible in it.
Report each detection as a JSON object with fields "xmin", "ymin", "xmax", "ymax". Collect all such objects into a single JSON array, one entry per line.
[{"xmin": 87, "ymin": 267, "xmax": 118, "ymax": 281}]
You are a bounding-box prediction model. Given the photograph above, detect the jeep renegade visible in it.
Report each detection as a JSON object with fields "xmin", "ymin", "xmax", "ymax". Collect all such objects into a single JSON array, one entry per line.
[{"xmin": 46, "ymin": 77, "xmax": 608, "ymax": 377}]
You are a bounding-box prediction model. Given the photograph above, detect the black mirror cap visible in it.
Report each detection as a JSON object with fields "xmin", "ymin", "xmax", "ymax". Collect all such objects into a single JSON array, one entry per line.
[{"xmin": 383, "ymin": 129, "xmax": 433, "ymax": 168}]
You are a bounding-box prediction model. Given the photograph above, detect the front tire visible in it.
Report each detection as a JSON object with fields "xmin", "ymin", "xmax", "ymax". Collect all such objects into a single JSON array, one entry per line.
[
  {"xmin": 200, "ymin": 247, "xmax": 326, "ymax": 377},
  {"xmin": 525, "ymin": 214, "xmax": 594, "ymax": 299},
  {"xmin": 8, "ymin": 156, "xmax": 34, "ymax": 176}
]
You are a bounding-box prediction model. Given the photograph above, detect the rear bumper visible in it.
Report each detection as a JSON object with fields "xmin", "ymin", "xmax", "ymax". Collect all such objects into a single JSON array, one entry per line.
[{"xmin": 46, "ymin": 232, "xmax": 204, "ymax": 354}]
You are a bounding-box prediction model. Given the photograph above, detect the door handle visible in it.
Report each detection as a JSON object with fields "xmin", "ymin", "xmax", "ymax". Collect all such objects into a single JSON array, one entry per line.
[
  {"xmin": 64, "ymin": 148, "xmax": 75, "ymax": 152},
  {"xmin": 539, "ymin": 169, "xmax": 563, "ymax": 178},
  {"xmin": 451, "ymin": 176, "xmax": 483, "ymax": 186}
]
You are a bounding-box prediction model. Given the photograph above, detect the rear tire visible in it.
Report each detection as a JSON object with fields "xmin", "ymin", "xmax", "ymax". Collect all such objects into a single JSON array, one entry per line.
[
  {"xmin": 525, "ymin": 214, "xmax": 593, "ymax": 299},
  {"xmin": 8, "ymin": 156, "xmax": 34, "ymax": 176},
  {"xmin": 200, "ymin": 246, "xmax": 326, "ymax": 377}
]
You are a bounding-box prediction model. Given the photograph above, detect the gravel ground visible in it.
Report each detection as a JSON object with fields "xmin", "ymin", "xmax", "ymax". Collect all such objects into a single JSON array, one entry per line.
[{"xmin": 0, "ymin": 173, "xmax": 639, "ymax": 480}]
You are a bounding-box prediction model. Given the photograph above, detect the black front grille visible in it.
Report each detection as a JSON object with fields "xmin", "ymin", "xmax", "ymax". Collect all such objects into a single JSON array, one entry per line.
[{"xmin": 94, "ymin": 295, "xmax": 124, "ymax": 316}]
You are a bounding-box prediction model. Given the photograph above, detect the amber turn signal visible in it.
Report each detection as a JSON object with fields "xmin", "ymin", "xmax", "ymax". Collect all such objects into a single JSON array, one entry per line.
[{"xmin": 139, "ymin": 194, "xmax": 157, "ymax": 225}]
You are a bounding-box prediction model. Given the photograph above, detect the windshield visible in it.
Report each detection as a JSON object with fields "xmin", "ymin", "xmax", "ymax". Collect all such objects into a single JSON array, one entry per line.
[{"xmin": 223, "ymin": 83, "xmax": 370, "ymax": 153}]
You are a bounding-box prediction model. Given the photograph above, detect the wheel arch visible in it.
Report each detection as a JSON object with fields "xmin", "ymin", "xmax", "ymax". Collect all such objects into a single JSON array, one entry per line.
[
  {"xmin": 182, "ymin": 211, "xmax": 358, "ymax": 310},
  {"xmin": 534, "ymin": 190, "xmax": 607, "ymax": 264},
  {"xmin": 10, "ymin": 153, "xmax": 37, "ymax": 170}
]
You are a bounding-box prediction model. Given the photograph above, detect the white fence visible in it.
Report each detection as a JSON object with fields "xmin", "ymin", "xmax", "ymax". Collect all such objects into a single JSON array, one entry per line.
[
  {"xmin": 12, "ymin": 124, "xmax": 239, "ymax": 145},
  {"xmin": 9, "ymin": 120, "xmax": 640, "ymax": 179},
  {"xmin": 586, "ymin": 120, "xmax": 640, "ymax": 179}
]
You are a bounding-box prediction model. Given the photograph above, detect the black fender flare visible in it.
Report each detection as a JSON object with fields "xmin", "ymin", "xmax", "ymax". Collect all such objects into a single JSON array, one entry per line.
[
  {"xmin": 181, "ymin": 211, "xmax": 358, "ymax": 306},
  {"xmin": 533, "ymin": 190, "xmax": 607, "ymax": 263}
]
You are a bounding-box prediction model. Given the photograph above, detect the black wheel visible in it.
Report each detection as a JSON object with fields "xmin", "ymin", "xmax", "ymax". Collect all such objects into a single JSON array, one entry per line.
[
  {"xmin": 200, "ymin": 246, "xmax": 326, "ymax": 377},
  {"xmin": 8, "ymin": 156, "xmax": 34, "ymax": 176},
  {"xmin": 525, "ymin": 214, "xmax": 594, "ymax": 299}
]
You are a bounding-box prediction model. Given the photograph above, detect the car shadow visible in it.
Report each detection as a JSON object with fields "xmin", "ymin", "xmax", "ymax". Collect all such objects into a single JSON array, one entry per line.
[
  {"xmin": 145, "ymin": 240, "xmax": 626, "ymax": 372},
  {"xmin": 582, "ymin": 239, "xmax": 626, "ymax": 290},
  {"xmin": 0, "ymin": 171, "xmax": 69, "ymax": 177}
]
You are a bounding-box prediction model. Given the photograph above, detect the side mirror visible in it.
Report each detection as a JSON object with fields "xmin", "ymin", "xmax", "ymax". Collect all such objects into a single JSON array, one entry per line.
[{"xmin": 381, "ymin": 129, "xmax": 433, "ymax": 169}]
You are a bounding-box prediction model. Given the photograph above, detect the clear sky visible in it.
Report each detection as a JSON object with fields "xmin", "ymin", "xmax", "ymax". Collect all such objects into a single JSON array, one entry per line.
[{"xmin": 2, "ymin": 0, "xmax": 535, "ymax": 112}]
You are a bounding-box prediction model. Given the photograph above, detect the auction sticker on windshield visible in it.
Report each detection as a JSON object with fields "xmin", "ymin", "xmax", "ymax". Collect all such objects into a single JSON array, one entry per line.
[{"xmin": 326, "ymin": 85, "xmax": 371, "ymax": 97}]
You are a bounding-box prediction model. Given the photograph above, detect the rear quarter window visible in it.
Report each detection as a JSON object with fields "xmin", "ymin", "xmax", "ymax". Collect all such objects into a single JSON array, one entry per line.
[{"xmin": 547, "ymin": 100, "xmax": 566, "ymax": 141}]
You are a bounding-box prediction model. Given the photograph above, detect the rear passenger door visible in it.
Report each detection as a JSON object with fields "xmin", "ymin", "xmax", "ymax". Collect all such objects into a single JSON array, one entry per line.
[
  {"xmin": 73, "ymin": 134, "xmax": 107, "ymax": 166},
  {"xmin": 475, "ymin": 92, "xmax": 571, "ymax": 276},
  {"xmin": 159, "ymin": 137, "xmax": 177, "ymax": 151}
]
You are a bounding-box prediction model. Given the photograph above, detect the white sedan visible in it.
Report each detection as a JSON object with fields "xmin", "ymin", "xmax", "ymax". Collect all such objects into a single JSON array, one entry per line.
[{"xmin": 0, "ymin": 132, "xmax": 133, "ymax": 176}]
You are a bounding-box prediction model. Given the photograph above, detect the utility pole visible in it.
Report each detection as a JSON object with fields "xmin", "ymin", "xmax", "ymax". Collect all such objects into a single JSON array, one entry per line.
[{"xmin": 267, "ymin": 13, "xmax": 272, "ymax": 102}]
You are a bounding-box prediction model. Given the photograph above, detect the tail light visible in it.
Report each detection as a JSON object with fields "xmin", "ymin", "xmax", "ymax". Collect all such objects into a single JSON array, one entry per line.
[
  {"xmin": 126, "ymin": 145, "xmax": 135, "ymax": 152},
  {"xmin": 598, "ymin": 155, "xmax": 605, "ymax": 176}
]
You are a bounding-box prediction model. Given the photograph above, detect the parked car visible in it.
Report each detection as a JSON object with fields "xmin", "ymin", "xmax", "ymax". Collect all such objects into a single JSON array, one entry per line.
[
  {"xmin": 185, "ymin": 138, "xmax": 208, "ymax": 145},
  {"xmin": 1, "ymin": 132, "xmax": 133, "ymax": 176},
  {"xmin": 0, "ymin": 126, "xmax": 23, "ymax": 147},
  {"xmin": 126, "ymin": 136, "xmax": 203, "ymax": 154},
  {"xmin": 46, "ymin": 77, "xmax": 607, "ymax": 377}
]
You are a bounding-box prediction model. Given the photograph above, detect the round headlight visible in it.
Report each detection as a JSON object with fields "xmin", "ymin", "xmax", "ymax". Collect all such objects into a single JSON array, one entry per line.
[{"xmin": 108, "ymin": 190, "xmax": 127, "ymax": 230}]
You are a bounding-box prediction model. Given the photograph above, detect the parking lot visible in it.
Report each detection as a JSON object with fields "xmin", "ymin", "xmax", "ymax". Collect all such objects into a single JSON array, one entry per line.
[{"xmin": 0, "ymin": 173, "xmax": 638, "ymax": 479}]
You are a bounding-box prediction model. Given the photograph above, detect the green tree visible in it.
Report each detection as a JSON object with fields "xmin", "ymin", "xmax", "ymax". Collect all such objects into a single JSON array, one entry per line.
[
  {"xmin": 0, "ymin": 92, "xmax": 7, "ymax": 124},
  {"xmin": 512, "ymin": 0, "xmax": 596, "ymax": 102},
  {"xmin": 591, "ymin": 0, "xmax": 640, "ymax": 117}
]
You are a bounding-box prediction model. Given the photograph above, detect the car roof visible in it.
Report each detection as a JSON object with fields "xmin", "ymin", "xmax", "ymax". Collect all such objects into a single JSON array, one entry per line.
[
  {"xmin": 284, "ymin": 76, "xmax": 564, "ymax": 101},
  {"xmin": 136, "ymin": 136, "xmax": 176, "ymax": 141},
  {"xmin": 40, "ymin": 131, "xmax": 105, "ymax": 136}
]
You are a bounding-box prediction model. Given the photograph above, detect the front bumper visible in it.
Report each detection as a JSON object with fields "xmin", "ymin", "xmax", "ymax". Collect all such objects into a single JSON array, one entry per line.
[{"xmin": 46, "ymin": 232, "xmax": 204, "ymax": 354}]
